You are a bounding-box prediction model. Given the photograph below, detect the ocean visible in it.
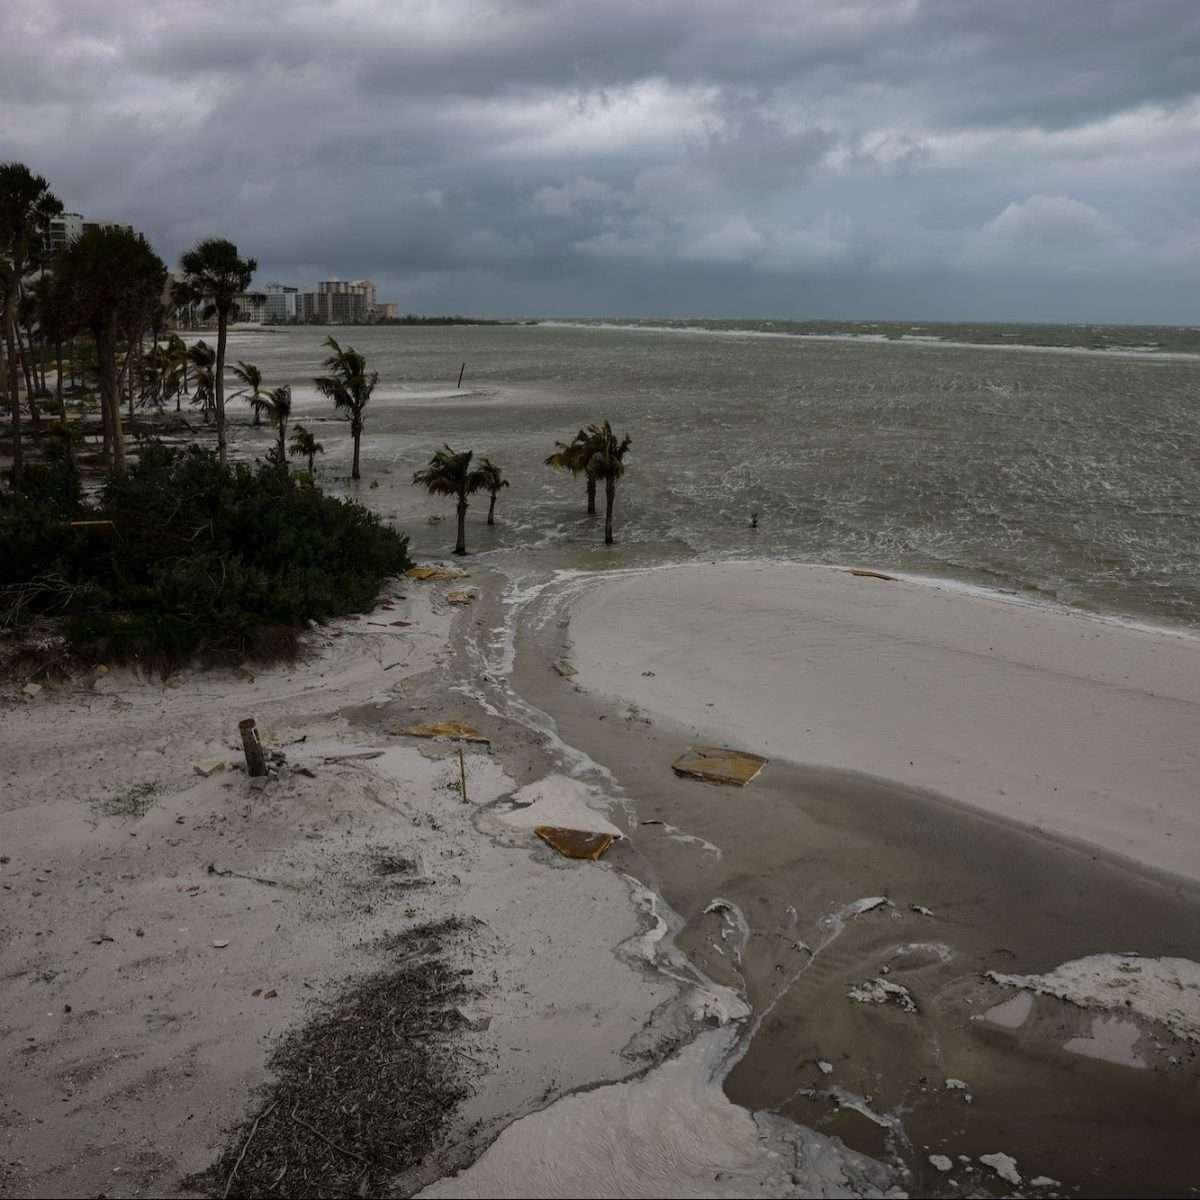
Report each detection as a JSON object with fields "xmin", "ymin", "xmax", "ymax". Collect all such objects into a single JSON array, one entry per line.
[{"xmin": 222, "ymin": 318, "xmax": 1200, "ymax": 630}]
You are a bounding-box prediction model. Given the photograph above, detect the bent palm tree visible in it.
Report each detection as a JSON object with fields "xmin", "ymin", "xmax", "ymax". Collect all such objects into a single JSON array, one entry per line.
[
  {"xmin": 314, "ymin": 335, "xmax": 375, "ymax": 480},
  {"xmin": 412, "ymin": 445, "xmax": 488, "ymax": 555},
  {"xmin": 187, "ymin": 340, "xmax": 216, "ymax": 421},
  {"xmin": 581, "ymin": 421, "xmax": 632, "ymax": 545},
  {"xmin": 251, "ymin": 385, "xmax": 292, "ymax": 465},
  {"xmin": 477, "ymin": 457, "xmax": 509, "ymax": 525},
  {"xmin": 288, "ymin": 423, "xmax": 323, "ymax": 473},
  {"xmin": 230, "ymin": 360, "xmax": 264, "ymax": 426},
  {"xmin": 545, "ymin": 429, "xmax": 599, "ymax": 514},
  {"xmin": 178, "ymin": 238, "xmax": 256, "ymax": 465}
]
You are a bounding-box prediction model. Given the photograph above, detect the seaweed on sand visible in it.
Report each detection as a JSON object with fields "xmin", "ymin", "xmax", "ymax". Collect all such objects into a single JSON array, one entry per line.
[{"xmin": 192, "ymin": 918, "xmax": 474, "ymax": 1198}]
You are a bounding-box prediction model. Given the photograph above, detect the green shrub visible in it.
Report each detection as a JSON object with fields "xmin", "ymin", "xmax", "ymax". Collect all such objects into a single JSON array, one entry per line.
[{"xmin": 1, "ymin": 445, "xmax": 411, "ymax": 665}]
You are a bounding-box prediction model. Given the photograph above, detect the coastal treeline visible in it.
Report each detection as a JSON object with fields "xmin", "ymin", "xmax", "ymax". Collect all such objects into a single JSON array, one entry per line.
[{"xmin": 2, "ymin": 159, "xmax": 634, "ymax": 666}]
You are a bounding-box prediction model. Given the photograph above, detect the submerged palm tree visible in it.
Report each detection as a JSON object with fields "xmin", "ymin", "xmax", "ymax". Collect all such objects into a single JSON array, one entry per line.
[
  {"xmin": 580, "ymin": 421, "xmax": 632, "ymax": 545},
  {"xmin": 288, "ymin": 422, "xmax": 323, "ymax": 473},
  {"xmin": 545, "ymin": 429, "xmax": 598, "ymax": 514},
  {"xmin": 251, "ymin": 384, "xmax": 292, "ymax": 464},
  {"xmin": 476, "ymin": 457, "xmax": 509, "ymax": 525},
  {"xmin": 412, "ymin": 445, "xmax": 488, "ymax": 555},
  {"xmin": 230, "ymin": 360, "xmax": 265, "ymax": 426},
  {"xmin": 313, "ymin": 335, "xmax": 375, "ymax": 480},
  {"xmin": 177, "ymin": 238, "xmax": 256, "ymax": 465}
]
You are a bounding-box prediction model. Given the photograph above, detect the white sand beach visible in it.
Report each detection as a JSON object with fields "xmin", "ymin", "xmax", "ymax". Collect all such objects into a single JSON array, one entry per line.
[{"xmin": 568, "ymin": 561, "xmax": 1200, "ymax": 883}]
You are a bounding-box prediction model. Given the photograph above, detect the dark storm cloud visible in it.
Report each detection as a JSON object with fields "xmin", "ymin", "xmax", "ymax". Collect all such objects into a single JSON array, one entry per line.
[{"xmin": 2, "ymin": 0, "xmax": 1198, "ymax": 320}]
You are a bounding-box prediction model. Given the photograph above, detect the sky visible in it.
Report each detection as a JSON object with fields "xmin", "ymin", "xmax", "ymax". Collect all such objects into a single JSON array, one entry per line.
[{"xmin": 2, "ymin": 0, "xmax": 1199, "ymax": 323}]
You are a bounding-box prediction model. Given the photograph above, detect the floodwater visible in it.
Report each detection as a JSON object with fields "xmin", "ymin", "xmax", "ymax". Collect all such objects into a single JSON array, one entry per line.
[{"xmin": 222, "ymin": 319, "xmax": 1200, "ymax": 629}]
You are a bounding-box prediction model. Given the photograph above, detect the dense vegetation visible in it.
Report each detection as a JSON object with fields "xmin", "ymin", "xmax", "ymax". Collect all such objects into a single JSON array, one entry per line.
[{"xmin": 1, "ymin": 445, "xmax": 411, "ymax": 666}]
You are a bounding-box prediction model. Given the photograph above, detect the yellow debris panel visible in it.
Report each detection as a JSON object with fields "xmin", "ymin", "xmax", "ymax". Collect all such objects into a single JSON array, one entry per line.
[
  {"xmin": 535, "ymin": 825, "xmax": 615, "ymax": 860},
  {"xmin": 846, "ymin": 569, "xmax": 897, "ymax": 581},
  {"xmin": 398, "ymin": 721, "xmax": 491, "ymax": 745},
  {"xmin": 671, "ymin": 746, "xmax": 768, "ymax": 786},
  {"xmin": 446, "ymin": 590, "xmax": 475, "ymax": 605},
  {"xmin": 406, "ymin": 566, "xmax": 465, "ymax": 581}
]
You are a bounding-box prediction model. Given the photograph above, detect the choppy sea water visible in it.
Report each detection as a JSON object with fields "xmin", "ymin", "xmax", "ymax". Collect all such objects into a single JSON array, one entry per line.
[{"xmin": 224, "ymin": 319, "xmax": 1200, "ymax": 629}]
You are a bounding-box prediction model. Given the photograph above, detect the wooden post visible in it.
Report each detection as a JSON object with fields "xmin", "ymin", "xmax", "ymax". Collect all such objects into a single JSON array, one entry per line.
[
  {"xmin": 239, "ymin": 718, "xmax": 268, "ymax": 778},
  {"xmin": 458, "ymin": 746, "xmax": 467, "ymax": 802},
  {"xmin": 457, "ymin": 361, "xmax": 465, "ymax": 389}
]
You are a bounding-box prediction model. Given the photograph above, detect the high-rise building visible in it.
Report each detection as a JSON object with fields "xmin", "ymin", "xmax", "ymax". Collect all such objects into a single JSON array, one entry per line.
[
  {"xmin": 263, "ymin": 282, "xmax": 303, "ymax": 323},
  {"xmin": 48, "ymin": 212, "xmax": 83, "ymax": 251}
]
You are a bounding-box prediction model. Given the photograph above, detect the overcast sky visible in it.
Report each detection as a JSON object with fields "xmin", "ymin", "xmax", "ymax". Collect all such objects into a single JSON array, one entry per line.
[{"xmin": 2, "ymin": 0, "xmax": 1198, "ymax": 322}]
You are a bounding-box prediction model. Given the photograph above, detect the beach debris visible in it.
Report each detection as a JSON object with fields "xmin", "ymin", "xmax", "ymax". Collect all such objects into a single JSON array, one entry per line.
[
  {"xmin": 535, "ymin": 825, "xmax": 615, "ymax": 860},
  {"xmin": 192, "ymin": 759, "xmax": 227, "ymax": 778},
  {"xmin": 848, "ymin": 977, "xmax": 918, "ymax": 1013},
  {"xmin": 928, "ymin": 1155, "xmax": 953, "ymax": 1172},
  {"xmin": 553, "ymin": 660, "xmax": 578, "ymax": 678},
  {"xmin": 22, "ymin": 682, "xmax": 43, "ymax": 698},
  {"xmin": 909, "ymin": 903, "xmax": 934, "ymax": 916},
  {"xmin": 398, "ymin": 721, "xmax": 490, "ymax": 745},
  {"xmin": 843, "ymin": 896, "xmax": 892, "ymax": 918},
  {"xmin": 846, "ymin": 568, "xmax": 897, "ymax": 581},
  {"xmin": 212, "ymin": 939, "xmax": 230, "ymax": 949},
  {"xmin": 238, "ymin": 718, "xmax": 268, "ymax": 778},
  {"xmin": 1031, "ymin": 1177, "xmax": 1062, "ymax": 1188},
  {"xmin": 446, "ymin": 590, "xmax": 474, "ymax": 605},
  {"xmin": 979, "ymin": 1153, "xmax": 1021, "ymax": 1187},
  {"xmin": 641, "ymin": 670, "xmax": 655, "ymax": 676},
  {"xmin": 944, "ymin": 1077, "xmax": 969, "ymax": 1091},
  {"xmin": 986, "ymin": 952, "xmax": 1200, "ymax": 1042},
  {"xmin": 322, "ymin": 750, "xmax": 386, "ymax": 763},
  {"xmin": 817, "ymin": 1060, "xmax": 834, "ymax": 1075},
  {"xmin": 390, "ymin": 619, "xmax": 414, "ymax": 627},
  {"xmin": 671, "ymin": 746, "xmax": 767, "ymax": 786},
  {"xmin": 455, "ymin": 1005, "xmax": 492, "ymax": 1032},
  {"xmin": 405, "ymin": 566, "xmax": 464, "ymax": 581},
  {"xmin": 458, "ymin": 747, "xmax": 468, "ymax": 802}
]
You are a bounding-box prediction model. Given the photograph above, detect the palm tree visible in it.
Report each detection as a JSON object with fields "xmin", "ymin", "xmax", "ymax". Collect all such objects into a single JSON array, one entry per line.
[
  {"xmin": 230, "ymin": 360, "xmax": 264, "ymax": 426},
  {"xmin": 412, "ymin": 445, "xmax": 488, "ymax": 555},
  {"xmin": 251, "ymin": 384, "xmax": 291, "ymax": 464},
  {"xmin": 177, "ymin": 238, "xmax": 256, "ymax": 466},
  {"xmin": 187, "ymin": 340, "xmax": 216, "ymax": 421},
  {"xmin": 0, "ymin": 162, "xmax": 63, "ymax": 490},
  {"xmin": 58, "ymin": 226, "xmax": 167, "ymax": 473},
  {"xmin": 289, "ymin": 423, "xmax": 323, "ymax": 473},
  {"xmin": 545, "ymin": 429, "xmax": 598, "ymax": 514},
  {"xmin": 165, "ymin": 333, "xmax": 189, "ymax": 409},
  {"xmin": 581, "ymin": 421, "xmax": 632, "ymax": 545},
  {"xmin": 313, "ymin": 335, "xmax": 375, "ymax": 480},
  {"xmin": 477, "ymin": 457, "xmax": 509, "ymax": 525}
]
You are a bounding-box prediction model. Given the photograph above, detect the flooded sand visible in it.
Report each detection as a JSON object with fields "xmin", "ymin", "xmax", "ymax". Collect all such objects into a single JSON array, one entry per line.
[{"xmin": 499, "ymin": 561, "xmax": 1200, "ymax": 1198}]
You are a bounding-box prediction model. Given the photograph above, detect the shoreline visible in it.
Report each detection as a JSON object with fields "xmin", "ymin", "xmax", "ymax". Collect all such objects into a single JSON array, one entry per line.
[
  {"xmin": 564, "ymin": 559, "xmax": 1200, "ymax": 885},
  {"xmin": 6, "ymin": 551, "xmax": 1200, "ymax": 1197}
]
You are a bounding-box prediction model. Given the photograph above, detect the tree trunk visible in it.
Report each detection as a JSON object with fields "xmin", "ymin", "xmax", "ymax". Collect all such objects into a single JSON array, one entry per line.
[
  {"xmin": 4, "ymin": 300, "xmax": 23, "ymax": 490},
  {"xmin": 14, "ymin": 321, "xmax": 39, "ymax": 426},
  {"xmin": 351, "ymin": 418, "xmax": 362, "ymax": 480},
  {"xmin": 454, "ymin": 497, "xmax": 468, "ymax": 555},
  {"xmin": 215, "ymin": 306, "xmax": 228, "ymax": 466},
  {"xmin": 55, "ymin": 338, "xmax": 64, "ymax": 418},
  {"xmin": 487, "ymin": 491, "xmax": 497, "ymax": 525},
  {"xmin": 100, "ymin": 316, "xmax": 125, "ymax": 473},
  {"xmin": 604, "ymin": 476, "xmax": 615, "ymax": 545},
  {"xmin": 307, "ymin": 450, "xmax": 314, "ymax": 473},
  {"xmin": 277, "ymin": 420, "xmax": 286, "ymax": 466},
  {"xmin": 586, "ymin": 473, "xmax": 596, "ymax": 515}
]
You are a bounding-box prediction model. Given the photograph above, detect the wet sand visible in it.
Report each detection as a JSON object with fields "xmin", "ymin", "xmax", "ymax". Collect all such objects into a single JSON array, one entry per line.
[{"xmin": 508, "ymin": 560, "xmax": 1200, "ymax": 1197}]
